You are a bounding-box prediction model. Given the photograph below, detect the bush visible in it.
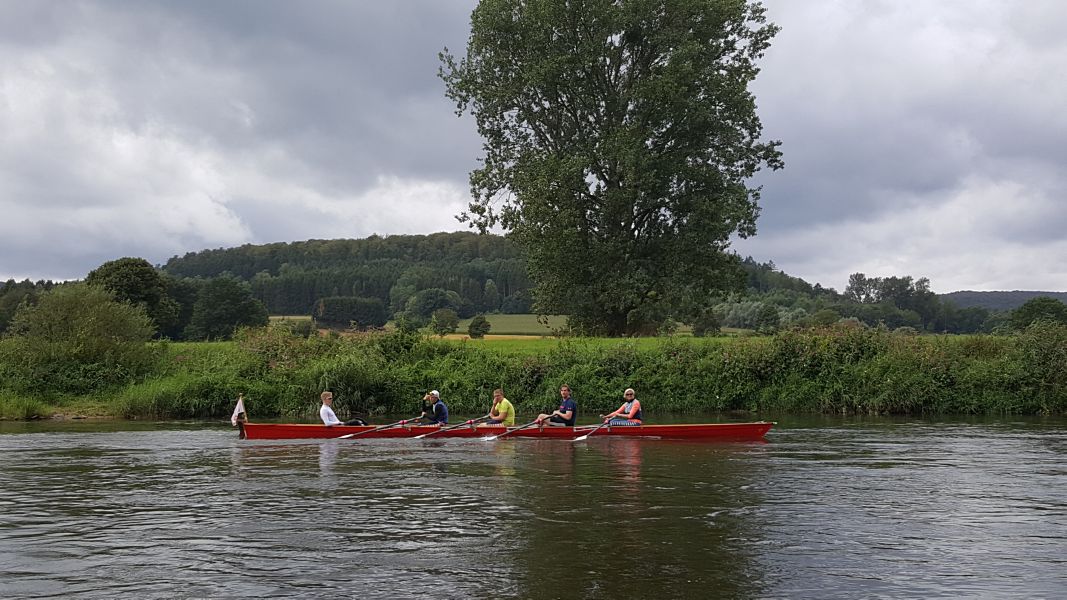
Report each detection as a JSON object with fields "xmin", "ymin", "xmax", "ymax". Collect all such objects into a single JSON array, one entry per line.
[
  {"xmin": 691, "ymin": 310, "xmax": 721, "ymax": 337},
  {"xmin": 468, "ymin": 315, "xmax": 491, "ymax": 339},
  {"xmin": 5, "ymin": 319, "xmax": 1065, "ymax": 420},
  {"xmin": 1, "ymin": 284, "xmax": 162, "ymax": 394},
  {"xmin": 430, "ymin": 308, "xmax": 460, "ymax": 336}
]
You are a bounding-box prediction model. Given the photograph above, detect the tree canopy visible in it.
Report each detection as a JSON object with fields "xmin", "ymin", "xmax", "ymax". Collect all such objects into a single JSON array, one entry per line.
[
  {"xmin": 183, "ymin": 278, "xmax": 269, "ymax": 341},
  {"xmin": 1011, "ymin": 296, "xmax": 1067, "ymax": 330},
  {"xmin": 86, "ymin": 257, "xmax": 181, "ymax": 336},
  {"xmin": 441, "ymin": 0, "xmax": 783, "ymax": 335}
]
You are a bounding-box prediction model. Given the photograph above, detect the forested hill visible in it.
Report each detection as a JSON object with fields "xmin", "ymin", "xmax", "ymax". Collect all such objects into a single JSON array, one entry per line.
[
  {"xmin": 156, "ymin": 231, "xmax": 1061, "ymax": 334},
  {"xmin": 162, "ymin": 232, "xmax": 532, "ymax": 316},
  {"xmin": 164, "ymin": 232, "xmax": 521, "ymax": 279},
  {"xmin": 940, "ymin": 290, "xmax": 1067, "ymax": 311}
]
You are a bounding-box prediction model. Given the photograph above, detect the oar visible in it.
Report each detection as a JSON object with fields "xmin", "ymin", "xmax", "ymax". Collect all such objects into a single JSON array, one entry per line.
[
  {"xmin": 573, "ymin": 420, "xmax": 612, "ymax": 442},
  {"xmin": 414, "ymin": 415, "xmax": 491, "ymax": 439},
  {"xmin": 338, "ymin": 417, "xmax": 421, "ymax": 439},
  {"xmin": 484, "ymin": 418, "xmax": 543, "ymax": 441}
]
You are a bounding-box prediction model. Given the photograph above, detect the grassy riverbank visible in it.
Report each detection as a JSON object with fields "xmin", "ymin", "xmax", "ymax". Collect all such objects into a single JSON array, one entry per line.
[{"xmin": 2, "ymin": 323, "xmax": 1064, "ymax": 420}]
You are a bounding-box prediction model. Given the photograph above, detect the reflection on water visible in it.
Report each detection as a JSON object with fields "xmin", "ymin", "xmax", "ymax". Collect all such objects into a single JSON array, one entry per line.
[{"xmin": 0, "ymin": 418, "xmax": 1064, "ymax": 599}]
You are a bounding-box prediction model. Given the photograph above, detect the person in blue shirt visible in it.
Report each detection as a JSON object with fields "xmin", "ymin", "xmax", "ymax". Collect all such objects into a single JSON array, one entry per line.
[
  {"xmin": 537, "ymin": 384, "xmax": 577, "ymax": 426},
  {"xmin": 419, "ymin": 390, "xmax": 449, "ymax": 425}
]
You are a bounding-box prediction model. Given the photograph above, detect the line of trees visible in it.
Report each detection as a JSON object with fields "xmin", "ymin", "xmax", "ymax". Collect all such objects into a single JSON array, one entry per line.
[
  {"xmin": 723, "ymin": 261, "xmax": 1008, "ymax": 334},
  {"xmin": 3, "ymin": 245, "xmax": 1056, "ymax": 341}
]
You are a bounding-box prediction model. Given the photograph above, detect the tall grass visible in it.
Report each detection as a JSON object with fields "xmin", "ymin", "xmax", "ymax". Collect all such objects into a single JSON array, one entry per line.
[
  {"xmin": 2, "ymin": 322, "xmax": 1064, "ymax": 420},
  {"xmin": 0, "ymin": 390, "xmax": 53, "ymax": 420}
]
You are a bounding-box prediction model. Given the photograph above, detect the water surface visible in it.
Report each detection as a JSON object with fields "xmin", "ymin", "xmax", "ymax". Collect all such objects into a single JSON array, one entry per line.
[{"xmin": 1, "ymin": 417, "xmax": 1064, "ymax": 599}]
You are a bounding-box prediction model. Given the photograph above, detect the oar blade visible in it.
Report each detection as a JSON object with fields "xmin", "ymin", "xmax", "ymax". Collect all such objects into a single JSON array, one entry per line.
[{"xmin": 573, "ymin": 434, "xmax": 590, "ymax": 442}]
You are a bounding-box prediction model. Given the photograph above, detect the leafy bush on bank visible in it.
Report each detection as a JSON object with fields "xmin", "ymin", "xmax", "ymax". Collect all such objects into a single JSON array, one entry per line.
[{"xmin": 2, "ymin": 322, "xmax": 1065, "ymax": 420}]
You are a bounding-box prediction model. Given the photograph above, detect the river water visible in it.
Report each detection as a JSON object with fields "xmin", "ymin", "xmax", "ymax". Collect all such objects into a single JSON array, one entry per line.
[{"xmin": 1, "ymin": 417, "xmax": 1064, "ymax": 599}]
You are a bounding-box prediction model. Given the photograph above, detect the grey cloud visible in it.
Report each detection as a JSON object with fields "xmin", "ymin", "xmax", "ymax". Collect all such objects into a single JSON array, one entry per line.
[
  {"xmin": 1, "ymin": 0, "xmax": 1064, "ymax": 292},
  {"xmin": 746, "ymin": 0, "xmax": 1067, "ymax": 290}
]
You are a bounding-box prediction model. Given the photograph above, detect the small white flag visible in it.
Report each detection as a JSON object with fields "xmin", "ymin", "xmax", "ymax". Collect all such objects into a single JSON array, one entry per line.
[{"xmin": 231, "ymin": 396, "xmax": 246, "ymax": 426}]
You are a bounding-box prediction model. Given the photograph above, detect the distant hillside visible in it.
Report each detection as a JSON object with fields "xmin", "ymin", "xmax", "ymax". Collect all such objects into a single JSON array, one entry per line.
[
  {"xmin": 940, "ymin": 290, "xmax": 1067, "ymax": 311},
  {"xmin": 162, "ymin": 232, "xmax": 533, "ymax": 316}
]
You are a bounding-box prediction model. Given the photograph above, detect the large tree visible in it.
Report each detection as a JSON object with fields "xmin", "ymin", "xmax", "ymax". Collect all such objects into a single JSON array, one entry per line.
[
  {"xmin": 86, "ymin": 257, "xmax": 180, "ymax": 336},
  {"xmin": 441, "ymin": 0, "xmax": 782, "ymax": 335}
]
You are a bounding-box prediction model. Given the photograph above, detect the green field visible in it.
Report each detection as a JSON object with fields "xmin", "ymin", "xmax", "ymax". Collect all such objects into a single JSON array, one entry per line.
[
  {"xmin": 449, "ymin": 335, "xmax": 740, "ymax": 355},
  {"xmin": 275, "ymin": 312, "xmax": 751, "ymax": 338},
  {"xmin": 457, "ymin": 313, "xmax": 566, "ymax": 335}
]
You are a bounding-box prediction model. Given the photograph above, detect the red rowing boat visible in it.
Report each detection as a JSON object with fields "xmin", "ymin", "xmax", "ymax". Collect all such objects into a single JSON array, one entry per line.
[{"xmin": 238, "ymin": 421, "xmax": 773, "ymax": 441}]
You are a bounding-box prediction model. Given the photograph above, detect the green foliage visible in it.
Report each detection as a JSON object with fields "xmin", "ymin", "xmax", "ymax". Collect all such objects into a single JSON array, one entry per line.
[
  {"xmin": 1013, "ymin": 322, "xmax": 1067, "ymax": 413},
  {"xmin": 691, "ymin": 310, "xmax": 721, "ymax": 338},
  {"xmin": 1011, "ymin": 296, "xmax": 1067, "ymax": 330},
  {"xmin": 4, "ymin": 318, "xmax": 1064, "ymax": 420},
  {"xmin": 942, "ymin": 290, "xmax": 1067, "ymax": 311},
  {"xmin": 405, "ymin": 287, "xmax": 462, "ymax": 320},
  {"xmin": 482, "ymin": 280, "xmax": 501, "ymax": 312},
  {"xmin": 86, "ymin": 257, "xmax": 180, "ymax": 336},
  {"xmin": 467, "ymin": 314, "xmax": 491, "ymax": 339},
  {"xmin": 393, "ymin": 314, "xmax": 423, "ymax": 334},
  {"xmin": 165, "ymin": 232, "xmax": 531, "ymax": 317},
  {"xmin": 755, "ymin": 303, "xmax": 781, "ymax": 334},
  {"xmin": 272, "ymin": 317, "xmax": 316, "ymax": 338},
  {"xmin": 0, "ymin": 390, "xmax": 52, "ymax": 420},
  {"xmin": 441, "ymin": 0, "xmax": 782, "ymax": 336},
  {"xmin": 183, "ymin": 277, "xmax": 269, "ymax": 340},
  {"xmin": 313, "ymin": 296, "xmax": 388, "ymax": 330},
  {"xmin": 1, "ymin": 284, "xmax": 161, "ymax": 394},
  {"xmin": 812, "ymin": 308, "xmax": 840, "ymax": 327},
  {"xmin": 0, "ymin": 279, "xmax": 53, "ymax": 335},
  {"xmin": 430, "ymin": 308, "xmax": 460, "ymax": 336}
]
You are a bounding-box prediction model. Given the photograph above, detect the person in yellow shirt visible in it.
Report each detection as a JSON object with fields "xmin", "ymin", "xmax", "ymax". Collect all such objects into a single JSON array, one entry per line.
[{"xmin": 486, "ymin": 388, "xmax": 515, "ymax": 426}]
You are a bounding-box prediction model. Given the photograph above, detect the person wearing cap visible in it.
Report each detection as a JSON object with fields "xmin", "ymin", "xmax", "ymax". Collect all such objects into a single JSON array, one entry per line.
[
  {"xmin": 601, "ymin": 388, "xmax": 643, "ymax": 426},
  {"xmin": 486, "ymin": 388, "xmax": 515, "ymax": 426},
  {"xmin": 420, "ymin": 390, "xmax": 449, "ymax": 425},
  {"xmin": 536, "ymin": 384, "xmax": 577, "ymax": 426},
  {"xmin": 319, "ymin": 391, "xmax": 368, "ymax": 426}
]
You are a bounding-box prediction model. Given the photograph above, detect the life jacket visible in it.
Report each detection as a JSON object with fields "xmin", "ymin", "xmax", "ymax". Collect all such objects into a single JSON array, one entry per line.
[{"xmin": 624, "ymin": 400, "xmax": 642, "ymax": 421}]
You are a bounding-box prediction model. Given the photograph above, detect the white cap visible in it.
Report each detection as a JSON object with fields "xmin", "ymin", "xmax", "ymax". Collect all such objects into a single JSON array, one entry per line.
[{"xmin": 430, "ymin": 390, "xmax": 440, "ymax": 398}]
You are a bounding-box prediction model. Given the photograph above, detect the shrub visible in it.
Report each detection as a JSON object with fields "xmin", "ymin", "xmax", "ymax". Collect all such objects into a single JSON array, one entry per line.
[
  {"xmin": 1, "ymin": 284, "xmax": 162, "ymax": 394},
  {"xmin": 430, "ymin": 308, "xmax": 460, "ymax": 336},
  {"xmin": 468, "ymin": 315, "xmax": 491, "ymax": 339},
  {"xmin": 691, "ymin": 310, "xmax": 721, "ymax": 337}
]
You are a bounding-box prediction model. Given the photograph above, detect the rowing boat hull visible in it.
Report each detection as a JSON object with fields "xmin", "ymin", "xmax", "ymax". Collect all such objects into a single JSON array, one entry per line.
[{"xmin": 238, "ymin": 421, "xmax": 773, "ymax": 441}]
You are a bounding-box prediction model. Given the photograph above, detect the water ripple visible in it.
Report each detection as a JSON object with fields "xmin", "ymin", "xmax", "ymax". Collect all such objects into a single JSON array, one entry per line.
[{"xmin": 1, "ymin": 420, "xmax": 1065, "ymax": 599}]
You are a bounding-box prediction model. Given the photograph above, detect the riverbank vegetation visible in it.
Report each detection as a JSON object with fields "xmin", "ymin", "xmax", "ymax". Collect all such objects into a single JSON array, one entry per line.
[{"xmin": 2, "ymin": 319, "xmax": 1063, "ymax": 421}]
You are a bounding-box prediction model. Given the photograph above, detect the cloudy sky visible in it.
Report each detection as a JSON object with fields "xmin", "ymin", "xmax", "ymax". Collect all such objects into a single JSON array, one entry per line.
[{"xmin": 2, "ymin": 1, "xmax": 1065, "ymax": 293}]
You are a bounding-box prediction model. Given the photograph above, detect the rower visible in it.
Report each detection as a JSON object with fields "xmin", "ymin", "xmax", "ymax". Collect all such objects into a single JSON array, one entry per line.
[
  {"xmin": 601, "ymin": 388, "xmax": 643, "ymax": 426},
  {"xmin": 486, "ymin": 388, "xmax": 515, "ymax": 426},
  {"xmin": 419, "ymin": 390, "xmax": 449, "ymax": 425},
  {"xmin": 536, "ymin": 384, "xmax": 577, "ymax": 427},
  {"xmin": 319, "ymin": 391, "xmax": 367, "ymax": 426}
]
